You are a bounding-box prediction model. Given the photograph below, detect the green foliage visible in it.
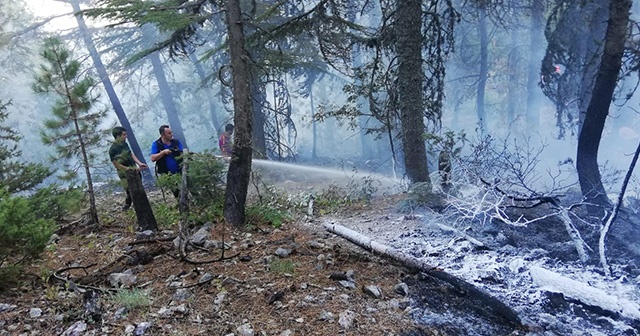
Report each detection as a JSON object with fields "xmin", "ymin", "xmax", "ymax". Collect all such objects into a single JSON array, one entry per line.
[
  {"xmin": 0, "ymin": 100, "xmax": 51, "ymax": 193},
  {"xmin": 33, "ymin": 37, "xmax": 106, "ymax": 223},
  {"xmin": 313, "ymin": 184, "xmax": 351, "ymax": 215},
  {"xmin": 424, "ymin": 130, "xmax": 467, "ymax": 156},
  {"xmin": 32, "ymin": 37, "xmax": 106, "ymax": 183},
  {"xmin": 0, "ymin": 191, "xmax": 57, "ymax": 288},
  {"xmin": 246, "ymin": 204, "xmax": 290, "ymax": 229},
  {"xmin": 186, "ymin": 151, "xmax": 226, "ymax": 207},
  {"xmin": 152, "ymin": 203, "xmax": 181, "ymax": 228},
  {"xmin": 155, "ymin": 151, "xmax": 227, "ymax": 225},
  {"xmin": 268, "ymin": 258, "xmax": 295, "ymax": 274},
  {"xmin": 28, "ymin": 185, "xmax": 83, "ymax": 221},
  {"xmin": 111, "ymin": 288, "xmax": 151, "ymax": 310},
  {"xmin": 396, "ymin": 182, "xmax": 446, "ymax": 213},
  {"xmin": 155, "ymin": 172, "xmax": 182, "ymax": 197},
  {"xmin": 346, "ymin": 174, "xmax": 379, "ymax": 203}
]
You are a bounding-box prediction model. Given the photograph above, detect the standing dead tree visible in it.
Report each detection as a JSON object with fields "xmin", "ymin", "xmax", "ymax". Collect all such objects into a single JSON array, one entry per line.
[{"xmin": 599, "ymin": 138, "xmax": 640, "ymax": 276}]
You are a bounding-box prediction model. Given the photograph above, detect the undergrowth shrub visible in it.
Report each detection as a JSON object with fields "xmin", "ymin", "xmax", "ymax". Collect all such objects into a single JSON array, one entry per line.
[
  {"xmin": 246, "ymin": 172, "xmax": 297, "ymax": 228},
  {"xmin": 246, "ymin": 204, "xmax": 290, "ymax": 228},
  {"xmin": 396, "ymin": 182, "xmax": 446, "ymax": 213},
  {"xmin": 28, "ymin": 185, "xmax": 83, "ymax": 220},
  {"xmin": 152, "ymin": 203, "xmax": 181, "ymax": 228},
  {"xmin": 187, "ymin": 151, "xmax": 226, "ymax": 208},
  {"xmin": 314, "ymin": 184, "xmax": 352, "ymax": 215},
  {"xmin": 0, "ymin": 192, "xmax": 57, "ymax": 289}
]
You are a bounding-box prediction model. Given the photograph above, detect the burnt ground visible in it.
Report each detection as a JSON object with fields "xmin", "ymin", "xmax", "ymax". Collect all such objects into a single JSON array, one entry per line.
[{"xmin": 0, "ymin": 191, "xmax": 526, "ymax": 336}]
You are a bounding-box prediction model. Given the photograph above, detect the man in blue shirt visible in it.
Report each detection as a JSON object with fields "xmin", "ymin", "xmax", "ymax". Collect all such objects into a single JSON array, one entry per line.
[{"xmin": 151, "ymin": 125, "xmax": 184, "ymax": 198}]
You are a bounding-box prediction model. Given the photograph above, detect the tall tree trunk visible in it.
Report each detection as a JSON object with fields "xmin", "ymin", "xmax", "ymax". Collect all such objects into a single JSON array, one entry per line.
[
  {"xmin": 577, "ymin": 1, "xmax": 610, "ymax": 133},
  {"xmin": 224, "ymin": 0, "xmax": 253, "ymax": 227},
  {"xmin": 476, "ymin": 6, "xmax": 488, "ymax": 134},
  {"xmin": 577, "ymin": 0, "xmax": 631, "ymax": 207},
  {"xmin": 70, "ymin": 0, "xmax": 153, "ymax": 184},
  {"xmin": 188, "ymin": 52, "xmax": 221, "ymax": 139},
  {"xmin": 150, "ymin": 52, "xmax": 188, "ymax": 148},
  {"xmin": 124, "ymin": 169, "xmax": 157, "ymax": 231},
  {"xmin": 396, "ymin": 0, "xmax": 430, "ymax": 184},
  {"xmin": 73, "ymin": 112, "xmax": 98, "ymax": 224},
  {"xmin": 310, "ymin": 87, "xmax": 317, "ymax": 159},
  {"xmin": 525, "ymin": 0, "xmax": 544, "ymax": 131},
  {"xmin": 251, "ymin": 81, "xmax": 267, "ymax": 159},
  {"xmin": 507, "ymin": 29, "xmax": 519, "ymax": 129}
]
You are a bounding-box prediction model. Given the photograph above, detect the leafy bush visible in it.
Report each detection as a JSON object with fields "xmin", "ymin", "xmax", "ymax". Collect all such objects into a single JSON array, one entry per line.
[
  {"xmin": 0, "ymin": 192, "xmax": 57, "ymax": 288},
  {"xmin": 0, "ymin": 100, "xmax": 51, "ymax": 194},
  {"xmin": 186, "ymin": 151, "xmax": 226, "ymax": 207},
  {"xmin": 246, "ymin": 204, "xmax": 290, "ymax": 228},
  {"xmin": 155, "ymin": 172, "xmax": 182, "ymax": 199},
  {"xmin": 396, "ymin": 182, "xmax": 446, "ymax": 213},
  {"xmin": 152, "ymin": 203, "xmax": 181, "ymax": 228},
  {"xmin": 28, "ymin": 185, "xmax": 83, "ymax": 221},
  {"xmin": 313, "ymin": 184, "xmax": 351, "ymax": 215},
  {"xmin": 346, "ymin": 175, "xmax": 379, "ymax": 202}
]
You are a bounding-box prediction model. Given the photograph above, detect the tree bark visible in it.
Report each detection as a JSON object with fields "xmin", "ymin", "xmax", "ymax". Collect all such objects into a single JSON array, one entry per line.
[
  {"xmin": 476, "ymin": 6, "xmax": 488, "ymax": 134},
  {"xmin": 525, "ymin": 0, "xmax": 544, "ymax": 131},
  {"xmin": 506, "ymin": 29, "xmax": 519, "ymax": 129},
  {"xmin": 124, "ymin": 169, "xmax": 157, "ymax": 231},
  {"xmin": 396, "ymin": 0, "xmax": 430, "ymax": 184},
  {"xmin": 600, "ymin": 138, "xmax": 640, "ymax": 276},
  {"xmin": 150, "ymin": 52, "xmax": 189, "ymax": 149},
  {"xmin": 576, "ymin": 0, "xmax": 631, "ymax": 208},
  {"xmin": 577, "ymin": 1, "xmax": 610, "ymax": 132},
  {"xmin": 224, "ymin": 0, "xmax": 253, "ymax": 227},
  {"xmin": 70, "ymin": 0, "xmax": 153, "ymax": 185},
  {"xmin": 310, "ymin": 87, "xmax": 317, "ymax": 159},
  {"xmin": 251, "ymin": 80, "xmax": 267, "ymax": 159}
]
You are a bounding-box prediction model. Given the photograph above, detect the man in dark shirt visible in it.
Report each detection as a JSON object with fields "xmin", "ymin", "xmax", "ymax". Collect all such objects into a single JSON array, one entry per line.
[{"xmin": 109, "ymin": 126, "xmax": 148, "ymax": 211}]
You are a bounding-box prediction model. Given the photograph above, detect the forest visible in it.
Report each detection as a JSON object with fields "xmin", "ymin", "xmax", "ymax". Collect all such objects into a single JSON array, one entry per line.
[{"xmin": 1, "ymin": 0, "xmax": 640, "ymax": 335}]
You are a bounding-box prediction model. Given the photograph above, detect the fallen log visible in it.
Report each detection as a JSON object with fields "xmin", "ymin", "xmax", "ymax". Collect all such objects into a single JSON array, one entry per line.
[
  {"xmin": 530, "ymin": 266, "xmax": 640, "ymax": 323},
  {"xmin": 323, "ymin": 221, "xmax": 523, "ymax": 328}
]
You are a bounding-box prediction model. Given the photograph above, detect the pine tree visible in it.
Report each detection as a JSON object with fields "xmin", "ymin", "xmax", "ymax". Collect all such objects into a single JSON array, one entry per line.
[
  {"xmin": 0, "ymin": 100, "xmax": 51, "ymax": 193},
  {"xmin": 33, "ymin": 37, "xmax": 106, "ymax": 224}
]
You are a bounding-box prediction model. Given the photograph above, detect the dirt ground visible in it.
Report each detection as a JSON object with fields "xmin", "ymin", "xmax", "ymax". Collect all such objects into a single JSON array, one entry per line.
[{"xmin": 0, "ymin": 187, "xmax": 527, "ymax": 336}]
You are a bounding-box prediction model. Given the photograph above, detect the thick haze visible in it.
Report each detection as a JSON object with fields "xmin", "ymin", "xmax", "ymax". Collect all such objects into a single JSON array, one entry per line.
[{"xmin": 0, "ymin": 0, "xmax": 639, "ymax": 195}]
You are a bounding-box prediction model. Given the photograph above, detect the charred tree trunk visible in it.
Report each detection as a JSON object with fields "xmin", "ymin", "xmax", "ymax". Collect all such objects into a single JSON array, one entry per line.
[
  {"xmin": 252, "ymin": 81, "xmax": 267, "ymax": 159},
  {"xmin": 70, "ymin": 0, "xmax": 153, "ymax": 184},
  {"xmin": 476, "ymin": 6, "xmax": 488, "ymax": 134},
  {"xmin": 124, "ymin": 169, "xmax": 157, "ymax": 231},
  {"xmin": 578, "ymin": 1, "xmax": 610, "ymax": 133},
  {"xmin": 150, "ymin": 52, "xmax": 188, "ymax": 148},
  {"xmin": 525, "ymin": 0, "xmax": 544, "ymax": 131},
  {"xmin": 506, "ymin": 29, "xmax": 519, "ymax": 129},
  {"xmin": 310, "ymin": 87, "xmax": 317, "ymax": 159},
  {"xmin": 396, "ymin": 0, "xmax": 430, "ymax": 184},
  {"xmin": 577, "ymin": 0, "xmax": 631, "ymax": 208},
  {"xmin": 224, "ymin": 0, "xmax": 253, "ymax": 227}
]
